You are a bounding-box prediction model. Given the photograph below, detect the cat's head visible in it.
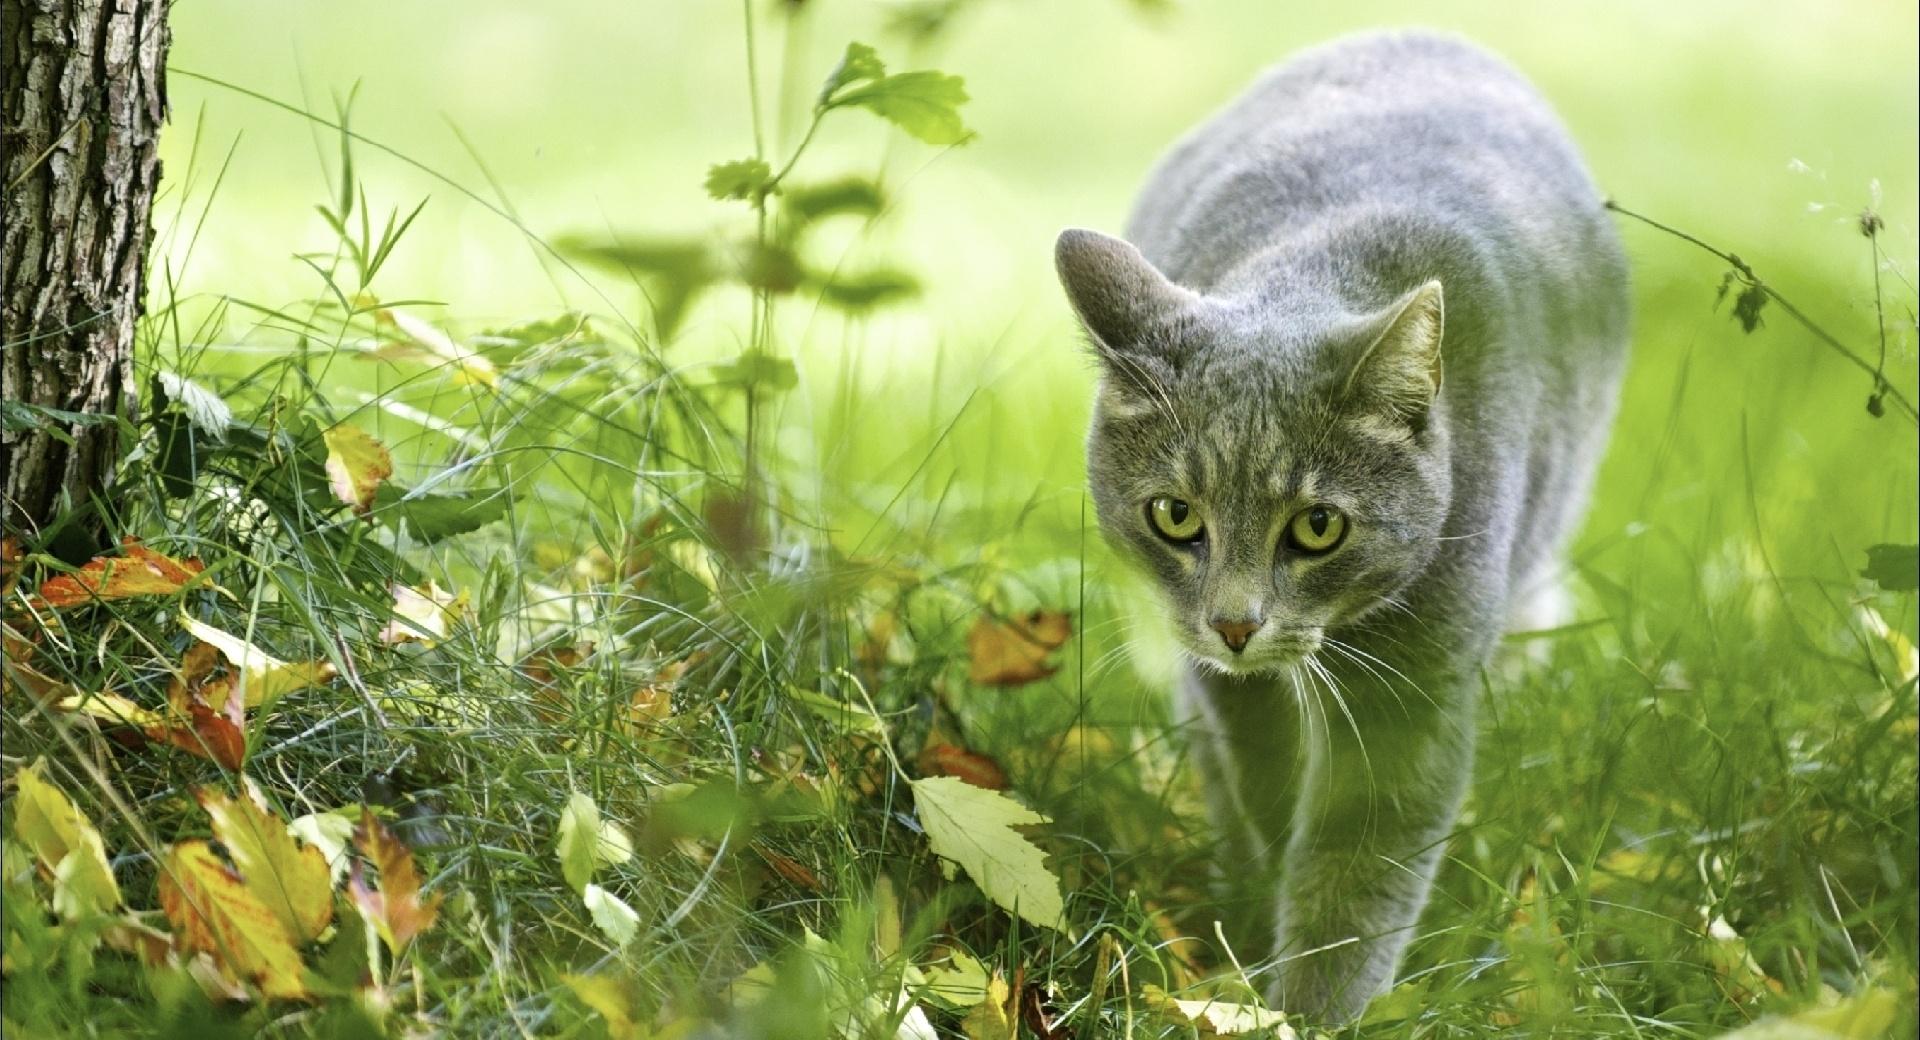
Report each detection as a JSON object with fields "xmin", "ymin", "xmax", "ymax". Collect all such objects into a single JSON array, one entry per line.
[{"xmin": 1057, "ymin": 228, "xmax": 1453, "ymax": 675}]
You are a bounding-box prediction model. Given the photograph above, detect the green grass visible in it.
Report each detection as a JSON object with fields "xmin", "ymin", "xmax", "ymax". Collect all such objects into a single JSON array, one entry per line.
[{"xmin": 4, "ymin": 2, "xmax": 1917, "ymax": 1037}]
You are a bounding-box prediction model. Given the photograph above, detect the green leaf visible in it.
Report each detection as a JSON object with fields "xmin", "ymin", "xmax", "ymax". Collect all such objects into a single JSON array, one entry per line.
[
  {"xmin": 911, "ymin": 776, "xmax": 1064, "ymax": 931},
  {"xmin": 712, "ymin": 351, "xmax": 799, "ymax": 394},
  {"xmin": 811, "ymin": 268, "xmax": 921, "ymax": 311},
  {"xmin": 818, "ymin": 41, "xmax": 886, "ymax": 105},
  {"xmin": 781, "ymin": 177, "xmax": 885, "ymax": 224},
  {"xmin": 705, "ymin": 157, "xmax": 776, "ymax": 202},
  {"xmin": 783, "ymin": 684, "xmax": 886, "ymax": 735},
  {"xmin": 582, "ymin": 883, "xmax": 640, "ymax": 946},
  {"xmin": 154, "ymin": 372, "xmax": 232, "ymax": 441},
  {"xmin": 555, "ymin": 791, "xmax": 633, "ymax": 894},
  {"xmin": 833, "ymin": 70, "xmax": 972, "ymax": 145},
  {"xmin": 1862, "ymin": 543, "xmax": 1918, "ymax": 592},
  {"xmin": 372, "ymin": 484, "xmax": 509, "ymax": 544},
  {"xmin": 1710, "ymin": 986, "xmax": 1900, "ymax": 1039},
  {"xmin": 11, "ymin": 760, "xmax": 121, "ymax": 920}
]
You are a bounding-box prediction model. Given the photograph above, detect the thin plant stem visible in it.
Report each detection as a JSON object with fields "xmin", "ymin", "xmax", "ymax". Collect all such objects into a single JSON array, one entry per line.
[{"xmin": 1605, "ymin": 198, "xmax": 1917, "ymax": 424}]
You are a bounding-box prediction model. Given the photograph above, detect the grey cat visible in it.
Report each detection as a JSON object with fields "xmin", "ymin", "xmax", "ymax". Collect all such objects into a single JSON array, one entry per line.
[{"xmin": 1054, "ymin": 31, "xmax": 1628, "ymax": 1023}]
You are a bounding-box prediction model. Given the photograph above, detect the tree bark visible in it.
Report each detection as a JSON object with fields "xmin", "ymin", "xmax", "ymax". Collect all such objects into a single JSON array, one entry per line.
[{"xmin": 1, "ymin": 0, "xmax": 169, "ymax": 543}]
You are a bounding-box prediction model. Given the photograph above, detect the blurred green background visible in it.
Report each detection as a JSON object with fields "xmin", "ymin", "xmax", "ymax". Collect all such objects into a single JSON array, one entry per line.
[{"xmin": 155, "ymin": 0, "xmax": 1918, "ymax": 549}]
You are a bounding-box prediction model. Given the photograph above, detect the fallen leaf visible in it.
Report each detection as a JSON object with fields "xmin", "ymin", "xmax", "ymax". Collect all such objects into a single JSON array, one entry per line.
[
  {"xmin": 349, "ymin": 808, "xmax": 442, "ymax": 953},
  {"xmin": 911, "ymin": 776, "xmax": 1064, "ymax": 931},
  {"xmin": 563, "ymin": 973, "xmax": 645, "ymax": 1040},
  {"xmin": 919, "ymin": 743, "xmax": 1009, "ymax": 791},
  {"xmin": 11, "ymin": 759, "xmax": 122, "ymax": 918},
  {"xmin": 582, "ymin": 882, "xmax": 640, "ymax": 946},
  {"xmin": 1141, "ymin": 986, "xmax": 1296, "ymax": 1038},
  {"xmin": 102, "ymin": 914, "xmax": 177, "ymax": 967},
  {"xmin": 922, "ymin": 950, "xmax": 992, "ymax": 1008},
  {"xmin": 198, "ymin": 781, "xmax": 334, "ymax": 943},
  {"xmin": 321, "ymin": 422, "xmax": 393, "ymax": 515},
  {"xmin": 967, "ymin": 610, "xmax": 1072, "ymax": 686},
  {"xmin": 378, "ymin": 580, "xmax": 466, "ymax": 647},
  {"xmin": 960, "ymin": 972, "xmax": 1016, "ymax": 1040},
  {"xmin": 1711, "ymin": 985, "xmax": 1901, "ymax": 1039},
  {"xmin": 178, "ymin": 615, "xmax": 336, "ymax": 709},
  {"xmin": 289, "ymin": 810, "xmax": 357, "ymax": 886},
  {"xmin": 753, "ymin": 842, "xmax": 824, "ymax": 892},
  {"xmin": 556, "ymin": 791, "xmax": 634, "ymax": 894},
  {"xmin": 159, "ymin": 840, "xmax": 309, "ymax": 999},
  {"xmin": 1702, "ymin": 908, "xmax": 1783, "ymax": 1002},
  {"xmin": 34, "ymin": 538, "xmax": 206, "ymax": 608},
  {"xmin": 150, "ymin": 700, "xmax": 248, "ymax": 771}
]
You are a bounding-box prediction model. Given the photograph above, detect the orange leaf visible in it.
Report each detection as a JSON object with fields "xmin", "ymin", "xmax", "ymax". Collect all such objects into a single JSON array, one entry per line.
[
  {"xmin": 349, "ymin": 808, "xmax": 441, "ymax": 953},
  {"xmin": 920, "ymin": 743, "xmax": 1010, "ymax": 790},
  {"xmin": 158, "ymin": 841, "xmax": 309, "ymax": 999},
  {"xmin": 966, "ymin": 610, "xmax": 1072, "ymax": 686},
  {"xmin": 35, "ymin": 538, "xmax": 206, "ymax": 608},
  {"xmin": 148, "ymin": 702, "xmax": 246, "ymax": 771},
  {"xmin": 321, "ymin": 422, "xmax": 393, "ymax": 515},
  {"xmin": 198, "ymin": 782, "xmax": 334, "ymax": 943}
]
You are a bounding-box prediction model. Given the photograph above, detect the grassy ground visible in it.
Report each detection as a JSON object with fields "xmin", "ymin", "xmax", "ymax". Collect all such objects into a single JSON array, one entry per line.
[{"xmin": 4, "ymin": 1, "xmax": 1917, "ymax": 1037}]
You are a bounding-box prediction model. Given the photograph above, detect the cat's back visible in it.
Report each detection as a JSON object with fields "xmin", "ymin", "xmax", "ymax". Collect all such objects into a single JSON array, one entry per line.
[{"xmin": 1127, "ymin": 30, "xmax": 1621, "ymax": 307}]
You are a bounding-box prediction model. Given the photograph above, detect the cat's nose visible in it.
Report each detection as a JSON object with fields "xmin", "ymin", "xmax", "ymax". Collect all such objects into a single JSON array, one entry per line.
[{"xmin": 1211, "ymin": 618, "xmax": 1262, "ymax": 653}]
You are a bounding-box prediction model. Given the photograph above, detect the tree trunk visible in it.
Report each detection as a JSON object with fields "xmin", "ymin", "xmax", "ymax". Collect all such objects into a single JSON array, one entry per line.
[{"xmin": 1, "ymin": 0, "xmax": 169, "ymax": 544}]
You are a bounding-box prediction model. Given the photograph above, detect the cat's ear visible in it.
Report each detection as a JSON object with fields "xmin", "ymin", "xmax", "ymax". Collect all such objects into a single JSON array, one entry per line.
[
  {"xmin": 1055, "ymin": 228, "xmax": 1201, "ymax": 360},
  {"xmin": 1342, "ymin": 280, "xmax": 1444, "ymax": 422}
]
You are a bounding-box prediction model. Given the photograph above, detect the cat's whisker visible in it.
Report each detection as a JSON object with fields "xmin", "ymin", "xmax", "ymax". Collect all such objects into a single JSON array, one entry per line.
[
  {"xmin": 1320, "ymin": 639, "xmax": 1411, "ymax": 719},
  {"xmin": 1326, "ymin": 636, "xmax": 1438, "ymax": 714},
  {"xmin": 1305, "ymin": 655, "xmax": 1376, "ymax": 806}
]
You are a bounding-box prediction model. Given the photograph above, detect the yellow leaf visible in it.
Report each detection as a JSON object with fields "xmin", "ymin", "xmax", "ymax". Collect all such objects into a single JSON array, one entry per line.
[
  {"xmin": 10, "ymin": 760, "xmax": 121, "ymax": 919},
  {"xmin": 563, "ymin": 973, "xmax": 645, "ymax": 1040},
  {"xmin": 959, "ymin": 973, "xmax": 1015, "ymax": 1040},
  {"xmin": 378, "ymin": 580, "xmax": 467, "ymax": 647},
  {"xmin": 1712, "ymin": 986, "xmax": 1902, "ymax": 1039},
  {"xmin": 921, "ymin": 950, "xmax": 992, "ymax": 1008},
  {"xmin": 1141, "ymin": 985, "xmax": 1296, "ymax": 1038},
  {"xmin": 178, "ymin": 615, "xmax": 336, "ymax": 709},
  {"xmin": 321, "ymin": 422, "xmax": 393, "ymax": 515},
  {"xmin": 375, "ymin": 309, "xmax": 499, "ymax": 389},
  {"xmin": 159, "ymin": 840, "xmax": 308, "ymax": 1000},
  {"xmin": 52, "ymin": 689, "xmax": 163, "ymax": 728},
  {"xmin": 198, "ymin": 781, "xmax": 334, "ymax": 943}
]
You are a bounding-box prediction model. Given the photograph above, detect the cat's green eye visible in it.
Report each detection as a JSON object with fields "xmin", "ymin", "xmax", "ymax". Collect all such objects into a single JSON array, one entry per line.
[
  {"xmin": 1148, "ymin": 496, "xmax": 1204, "ymax": 542},
  {"xmin": 1287, "ymin": 505, "xmax": 1347, "ymax": 554}
]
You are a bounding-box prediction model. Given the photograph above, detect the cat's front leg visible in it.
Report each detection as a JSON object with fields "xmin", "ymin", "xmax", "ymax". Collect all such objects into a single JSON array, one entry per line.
[
  {"xmin": 1180, "ymin": 666, "xmax": 1305, "ymax": 956},
  {"xmin": 1266, "ymin": 665, "xmax": 1475, "ymax": 1024}
]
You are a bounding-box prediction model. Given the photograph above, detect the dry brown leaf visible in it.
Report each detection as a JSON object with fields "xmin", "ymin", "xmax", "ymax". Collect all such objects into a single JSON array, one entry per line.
[
  {"xmin": 34, "ymin": 538, "xmax": 206, "ymax": 608},
  {"xmin": 752, "ymin": 842, "xmax": 825, "ymax": 892},
  {"xmin": 349, "ymin": 807, "xmax": 442, "ymax": 954},
  {"xmin": 159, "ymin": 841, "xmax": 309, "ymax": 1000},
  {"xmin": 967, "ymin": 610, "xmax": 1072, "ymax": 686},
  {"xmin": 919, "ymin": 743, "xmax": 1010, "ymax": 791}
]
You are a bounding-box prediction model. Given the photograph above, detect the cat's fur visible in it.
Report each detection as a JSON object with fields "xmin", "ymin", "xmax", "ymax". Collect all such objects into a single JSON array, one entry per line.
[{"xmin": 1055, "ymin": 31, "xmax": 1628, "ymax": 1022}]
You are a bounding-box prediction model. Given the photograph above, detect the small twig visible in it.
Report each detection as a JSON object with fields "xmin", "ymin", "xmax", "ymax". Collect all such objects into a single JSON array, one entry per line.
[{"xmin": 1605, "ymin": 198, "xmax": 1918, "ymax": 425}]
